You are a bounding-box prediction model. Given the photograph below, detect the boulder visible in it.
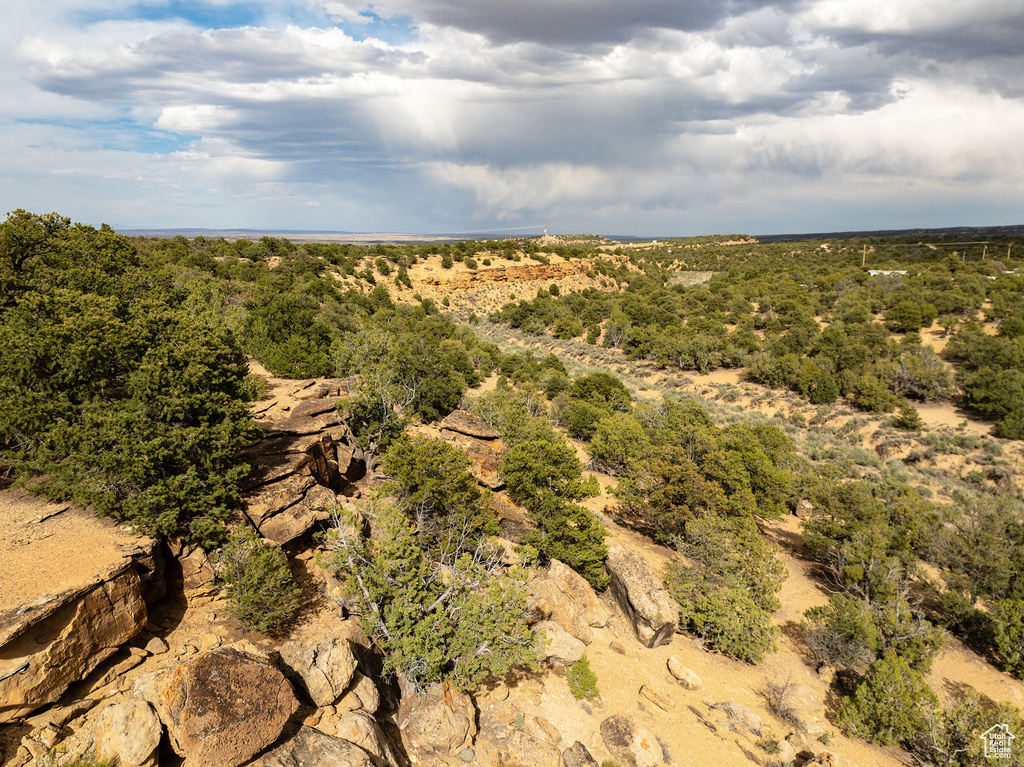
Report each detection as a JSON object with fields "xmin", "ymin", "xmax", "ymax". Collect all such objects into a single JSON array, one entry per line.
[
  {"xmin": 604, "ymin": 546, "xmax": 678, "ymax": 648},
  {"xmin": 795, "ymin": 499, "xmax": 814, "ymax": 519},
  {"xmin": 272, "ymin": 409, "xmax": 343, "ymax": 437},
  {"xmin": 258, "ymin": 484, "xmax": 338, "ymax": 545},
  {"xmin": 134, "ymin": 645, "xmax": 299, "ymax": 767},
  {"xmin": 666, "ymin": 657, "xmax": 702, "ymax": 690},
  {"xmin": 167, "ymin": 541, "xmax": 216, "ymax": 593},
  {"xmin": 440, "ymin": 429, "xmax": 506, "ymax": 490},
  {"xmin": 787, "ymin": 683, "xmax": 824, "ymax": 719},
  {"xmin": 93, "ymin": 699, "xmax": 162, "ymax": 767},
  {"xmin": 528, "ymin": 559, "xmax": 610, "ymax": 646},
  {"xmin": 561, "ymin": 741, "xmax": 599, "ymax": 767},
  {"xmin": 336, "ymin": 672, "xmax": 380, "ymax": 714},
  {"xmin": 279, "ymin": 633, "xmax": 357, "ymax": 707},
  {"xmin": 401, "ymin": 685, "xmax": 476, "ymax": 756},
  {"xmin": 319, "ymin": 710, "xmax": 401, "ymax": 767},
  {"xmin": 439, "ymin": 410, "xmax": 500, "ymax": 440},
  {"xmin": 599, "ymin": 716, "xmax": 665, "ymax": 767},
  {"xmin": 244, "ymin": 473, "xmax": 317, "ymax": 528},
  {"xmin": 532, "ymin": 621, "xmax": 586, "ymax": 665},
  {"xmin": 248, "ymin": 726, "xmax": 374, "ymax": 767},
  {"xmin": 0, "ymin": 566, "xmax": 148, "ymax": 723}
]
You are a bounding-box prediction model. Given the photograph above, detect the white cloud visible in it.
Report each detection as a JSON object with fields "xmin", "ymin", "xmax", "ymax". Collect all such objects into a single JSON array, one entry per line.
[{"xmin": 0, "ymin": 0, "xmax": 1020, "ymax": 233}]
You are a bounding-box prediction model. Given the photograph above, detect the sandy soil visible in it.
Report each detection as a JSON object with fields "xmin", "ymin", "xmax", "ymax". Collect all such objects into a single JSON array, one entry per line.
[{"xmin": 0, "ymin": 489, "xmax": 150, "ymax": 616}]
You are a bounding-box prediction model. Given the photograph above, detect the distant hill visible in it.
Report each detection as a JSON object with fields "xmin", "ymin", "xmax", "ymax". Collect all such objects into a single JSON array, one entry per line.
[
  {"xmin": 754, "ymin": 224, "xmax": 1024, "ymax": 243},
  {"xmin": 116, "ymin": 223, "xmax": 1024, "ymax": 245}
]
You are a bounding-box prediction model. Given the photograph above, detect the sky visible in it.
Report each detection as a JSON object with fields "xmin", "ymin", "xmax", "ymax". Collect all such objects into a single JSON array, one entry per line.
[{"xmin": 1, "ymin": 0, "xmax": 1022, "ymax": 236}]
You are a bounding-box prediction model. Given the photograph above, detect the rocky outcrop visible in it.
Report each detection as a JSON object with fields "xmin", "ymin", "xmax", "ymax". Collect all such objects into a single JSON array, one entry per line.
[
  {"xmin": 242, "ymin": 397, "xmax": 367, "ymax": 544},
  {"xmin": 604, "ymin": 546, "xmax": 678, "ymax": 648},
  {"xmin": 0, "ymin": 563, "xmax": 150, "ymax": 724},
  {"xmin": 134, "ymin": 644, "xmax": 299, "ymax": 767},
  {"xmin": 93, "ymin": 699, "xmax": 162, "ymax": 767},
  {"xmin": 599, "ymin": 715, "xmax": 665, "ymax": 767},
  {"xmin": 438, "ymin": 410, "xmax": 506, "ymax": 490},
  {"xmin": 439, "ymin": 410, "xmax": 500, "ymax": 440},
  {"xmin": 248, "ymin": 726, "xmax": 375, "ymax": 767},
  {"xmin": 419, "ymin": 260, "xmax": 596, "ymax": 289},
  {"xmin": 494, "ymin": 730, "xmax": 561, "ymax": 767},
  {"xmin": 276, "ymin": 610, "xmax": 368, "ymax": 704},
  {"xmin": 337, "ymin": 672, "xmax": 380, "ymax": 715},
  {"xmin": 528, "ymin": 559, "xmax": 609, "ymax": 645},
  {"xmin": 167, "ymin": 538, "xmax": 216, "ymax": 594}
]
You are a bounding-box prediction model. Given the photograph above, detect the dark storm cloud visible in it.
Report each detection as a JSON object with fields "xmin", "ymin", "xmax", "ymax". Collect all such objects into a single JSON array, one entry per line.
[{"xmin": 377, "ymin": 0, "xmax": 802, "ymax": 46}]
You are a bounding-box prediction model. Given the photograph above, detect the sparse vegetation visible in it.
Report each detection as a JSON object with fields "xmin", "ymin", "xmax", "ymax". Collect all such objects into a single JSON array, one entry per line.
[
  {"xmin": 566, "ymin": 655, "xmax": 599, "ymax": 699},
  {"xmin": 218, "ymin": 529, "xmax": 301, "ymax": 633}
]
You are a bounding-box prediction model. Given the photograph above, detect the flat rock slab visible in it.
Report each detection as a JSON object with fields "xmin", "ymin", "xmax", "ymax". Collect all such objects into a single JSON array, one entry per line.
[
  {"xmin": 0, "ymin": 489, "xmax": 158, "ymax": 724},
  {"xmin": 0, "ymin": 489, "xmax": 157, "ymax": 633}
]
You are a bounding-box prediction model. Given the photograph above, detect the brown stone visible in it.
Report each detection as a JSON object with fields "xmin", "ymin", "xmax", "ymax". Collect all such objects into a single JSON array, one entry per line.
[
  {"xmin": 439, "ymin": 410, "xmax": 501, "ymax": 439},
  {"xmin": 639, "ymin": 684, "xmax": 674, "ymax": 711},
  {"xmin": 279, "ymin": 631, "xmax": 358, "ymax": 708},
  {"xmin": 495, "ymin": 729, "xmax": 560, "ymax": 767},
  {"xmin": 666, "ymin": 657, "xmax": 701, "ymax": 690},
  {"xmin": 134, "ymin": 645, "xmax": 299, "ymax": 767},
  {"xmin": 401, "ymin": 684, "xmax": 477, "ymax": 756}
]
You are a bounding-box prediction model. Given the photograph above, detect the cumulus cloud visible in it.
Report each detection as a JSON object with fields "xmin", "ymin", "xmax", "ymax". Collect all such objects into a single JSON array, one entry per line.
[{"xmin": 0, "ymin": 0, "xmax": 1020, "ymax": 232}]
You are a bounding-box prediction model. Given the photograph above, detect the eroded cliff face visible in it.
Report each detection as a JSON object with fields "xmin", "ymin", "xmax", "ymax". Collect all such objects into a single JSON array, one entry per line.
[{"xmin": 400, "ymin": 253, "xmax": 629, "ymax": 315}]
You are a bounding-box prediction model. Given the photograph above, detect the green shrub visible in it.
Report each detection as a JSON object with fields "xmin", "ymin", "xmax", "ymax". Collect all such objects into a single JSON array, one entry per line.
[
  {"xmin": 804, "ymin": 594, "xmax": 880, "ymax": 669},
  {"xmin": 894, "ymin": 403, "xmax": 925, "ymax": 432},
  {"xmin": 240, "ymin": 371, "xmax": 267, "ymax": 401},
  {"xmin": 560, "ymin": 398, "xmax": 609, "ymax": 440},
  {"xmin": 0, "ymin": 212, "xmax": 254, "ymax": 544},
  {"xmin": 218, "ymin": 530, "xmax": 300, "ymax": 633},
  {"xmin": 837, "ymin": 652, "xmax": 938, "ymax": 746},
  {"xmin": 324, "ymin": 501, "xmax": 535, "ymax": 691},
  {"xmin": 566, "ymin": 655, "xmax": 599, "ymax": 699},
  {"xmin": 684, "ymin": 585, "xmax": 777, "ymax": 663},
  {"xmin": 992, "ymin": 599, "xmax": 1024, "ymax": 677},
  {"xmin": 587, "ymin": 413, "xmax": 649, "ymax": 474}
]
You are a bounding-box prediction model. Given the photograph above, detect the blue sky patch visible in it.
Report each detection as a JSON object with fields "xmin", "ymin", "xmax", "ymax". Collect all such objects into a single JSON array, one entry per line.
[
  {"xmin": 79, "ymin": 2, "xmax": 262, "ymax": 30},
  {"xmin": 18, "ymin": 116, "xmax": 198, "ymax": 155},
  {"xmin": 338, "ymin": 10, "xmax": 418, "ymax": 44}
]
